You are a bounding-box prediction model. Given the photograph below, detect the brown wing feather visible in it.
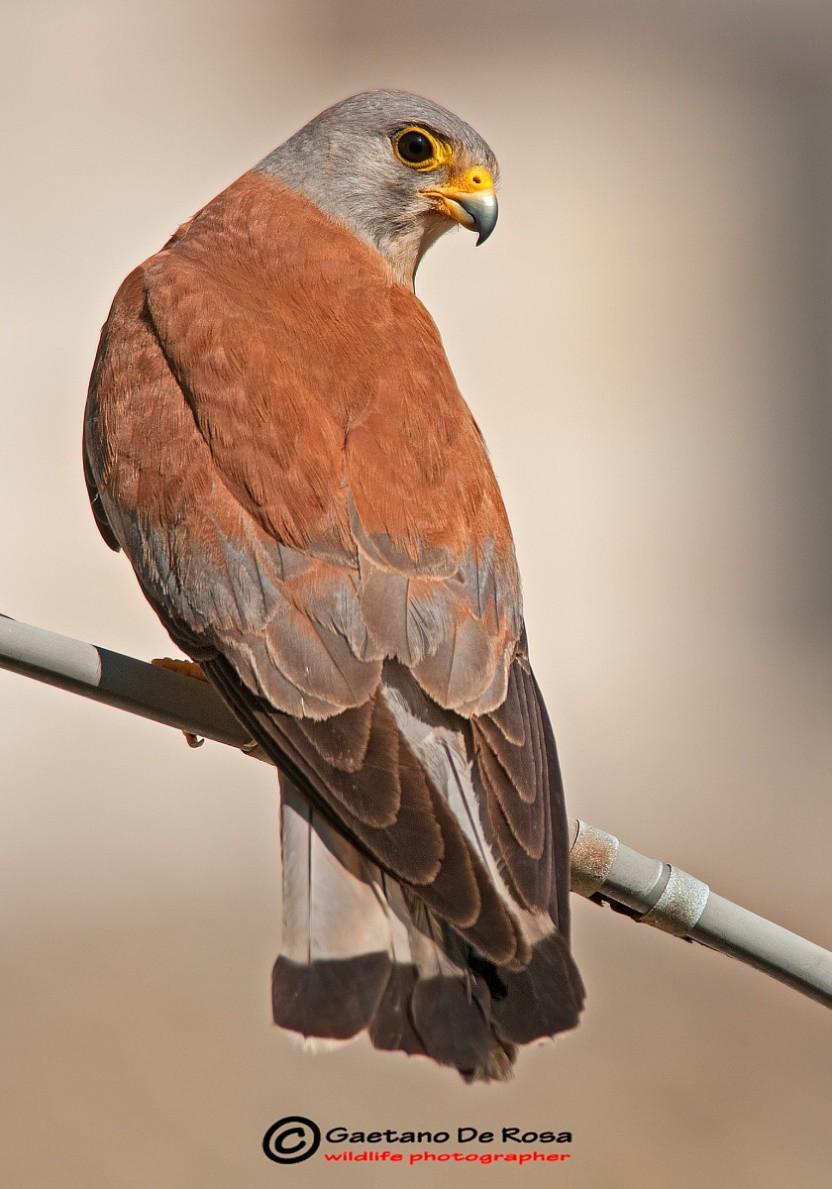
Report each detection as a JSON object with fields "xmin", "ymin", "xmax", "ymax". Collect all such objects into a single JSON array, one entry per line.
[{"xmin": 473, "ymin": 651, "xmax": 562, "ymax": 917}]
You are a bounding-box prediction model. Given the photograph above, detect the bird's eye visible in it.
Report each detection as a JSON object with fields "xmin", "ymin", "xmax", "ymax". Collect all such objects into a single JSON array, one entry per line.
[
  {"xmin": 392, "ymin": 126, "xmax": 447, "ymax": 170},
  {"xmin": 397, "ymin": 130, "xmax": 433, "ymax": 163}
]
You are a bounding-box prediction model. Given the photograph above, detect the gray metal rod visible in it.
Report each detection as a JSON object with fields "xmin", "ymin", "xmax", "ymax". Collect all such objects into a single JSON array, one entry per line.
[
  {"xmin": 0, "ymin": 614, "xmax": 248, "ymax": 748},
  {"xmin": 570, "ymin": 820, "xmax": 832, "ymax": 1007},
  {"xmin": 2, "ymin": 613, "xmax": 830, "ymax": 1008}
]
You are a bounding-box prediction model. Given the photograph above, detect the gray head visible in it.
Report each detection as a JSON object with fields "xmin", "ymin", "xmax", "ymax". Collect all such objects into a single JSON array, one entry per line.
[{"xmin": 258, "ymin": 90, "xmax": 499, "ymax": 288}]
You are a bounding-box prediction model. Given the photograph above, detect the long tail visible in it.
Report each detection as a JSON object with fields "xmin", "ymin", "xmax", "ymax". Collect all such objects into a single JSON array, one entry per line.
[{"xmin": 274, "ymin": 776, "xmax": 583, "ymax": 1082}]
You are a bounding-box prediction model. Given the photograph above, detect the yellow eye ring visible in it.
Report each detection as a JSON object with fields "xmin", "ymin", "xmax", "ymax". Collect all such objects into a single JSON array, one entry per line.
[{"xmin": 392, "ymin": 126, "xmax": 453, "ymax": 172}]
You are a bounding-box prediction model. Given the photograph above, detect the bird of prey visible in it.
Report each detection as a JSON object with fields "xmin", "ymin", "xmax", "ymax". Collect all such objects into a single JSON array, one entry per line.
[{"xmin": 83, "ymin": 90, "xmax": 584, "ymax": 1081}]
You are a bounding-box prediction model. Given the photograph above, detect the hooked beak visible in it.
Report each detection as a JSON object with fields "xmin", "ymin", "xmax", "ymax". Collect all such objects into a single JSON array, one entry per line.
[{"xmin": 420, "ymin": 166, "xmax": 499, "ymax": 246}]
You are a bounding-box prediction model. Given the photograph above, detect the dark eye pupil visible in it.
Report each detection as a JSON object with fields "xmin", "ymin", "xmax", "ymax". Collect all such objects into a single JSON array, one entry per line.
[{"xmin": 398, "ymin": 131, "xmax": 432, "ymax": 163}]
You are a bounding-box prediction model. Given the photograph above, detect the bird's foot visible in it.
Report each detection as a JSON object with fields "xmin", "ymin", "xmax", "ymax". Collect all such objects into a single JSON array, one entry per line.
[
  {"xmin": 151, "ymin": 657, "xmax": 208, "ymax": 748},
  {"xmin": 150, "ymin": 657, "xmax": 208, "ymax": 682}
]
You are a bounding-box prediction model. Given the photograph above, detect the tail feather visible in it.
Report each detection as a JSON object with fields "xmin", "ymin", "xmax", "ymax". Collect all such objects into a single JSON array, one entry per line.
[
  {"xmin": 274, "ymin": 781, "xmax": 392, "ymax": 1039},
  {"xmin": 273, "ymin": 775, "xmax": 582, "ymax": 1081}
]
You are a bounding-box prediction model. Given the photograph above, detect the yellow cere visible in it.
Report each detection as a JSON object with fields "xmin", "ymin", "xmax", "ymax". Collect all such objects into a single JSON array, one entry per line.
[{"xmin": 445, "ymin": 165, "xmax": 494, "ymax": 194}]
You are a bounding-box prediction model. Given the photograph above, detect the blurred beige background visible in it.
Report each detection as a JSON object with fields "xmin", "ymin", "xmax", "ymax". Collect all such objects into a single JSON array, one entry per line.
[{"xmin": 1, "ymin": 1, "xmax": 830, "ymax": 1185}]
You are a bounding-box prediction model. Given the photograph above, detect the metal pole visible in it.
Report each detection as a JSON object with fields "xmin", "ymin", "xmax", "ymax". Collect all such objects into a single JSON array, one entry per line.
[
  {"xmin": 0, "ymin": 613, "xmax": 247, "ymax": 748},
  {"xmin": 569, "ymin": 820, "xmax": 832, "ymax": 1007},
  {"xmin": 2, "ymin": 613, "xmax": 830, "ymax": 1008}
]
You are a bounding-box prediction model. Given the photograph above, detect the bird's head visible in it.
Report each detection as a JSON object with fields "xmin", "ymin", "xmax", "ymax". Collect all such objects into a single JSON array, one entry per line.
[{"xmin": 259, "ymin": 90, "xmax": 499, "ymax": 287}]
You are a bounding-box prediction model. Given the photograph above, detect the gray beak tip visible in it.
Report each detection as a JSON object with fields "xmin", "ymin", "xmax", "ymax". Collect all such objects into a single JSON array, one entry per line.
[{"xmin": 457, "ymin": 191, "xmax": 498, "ymax": 247}]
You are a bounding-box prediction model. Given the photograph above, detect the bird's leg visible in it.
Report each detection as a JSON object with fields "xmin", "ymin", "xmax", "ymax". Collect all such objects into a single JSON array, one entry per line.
[{"xmin": 150, "ymin": 657, "xmax": 208, "ymax": 747}]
